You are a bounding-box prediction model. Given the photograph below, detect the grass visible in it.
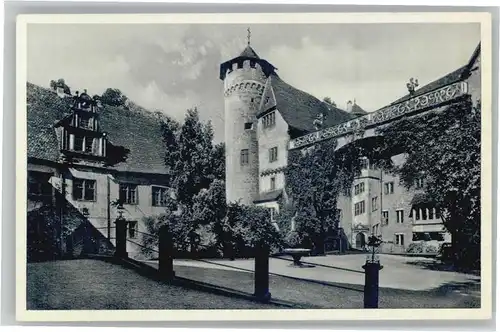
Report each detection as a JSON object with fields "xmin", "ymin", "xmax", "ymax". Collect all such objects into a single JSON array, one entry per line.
[{"xmin": 26, "ymin": 259, "xmax": 284, "ymax": 310}]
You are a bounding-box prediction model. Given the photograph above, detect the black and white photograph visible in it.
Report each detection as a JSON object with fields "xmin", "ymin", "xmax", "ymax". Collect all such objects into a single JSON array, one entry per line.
[{"xmin": 16, "ymin": 12, "xmax": 493, "ymax": 321}]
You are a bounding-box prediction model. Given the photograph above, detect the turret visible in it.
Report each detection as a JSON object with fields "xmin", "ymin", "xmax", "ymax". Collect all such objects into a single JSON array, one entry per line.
[{"xmin": 220, "ymin": 30, "xmax": 276, "ymax": 205}]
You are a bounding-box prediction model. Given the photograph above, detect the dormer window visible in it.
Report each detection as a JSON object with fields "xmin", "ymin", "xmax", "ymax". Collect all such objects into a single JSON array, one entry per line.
[
  {"xmin": 72, "ymin": 135, "xmax": 94, "ymax": 154},
  {"xmin": 263, "ymin": 111, "xmax": 276, "ymax": 129}
]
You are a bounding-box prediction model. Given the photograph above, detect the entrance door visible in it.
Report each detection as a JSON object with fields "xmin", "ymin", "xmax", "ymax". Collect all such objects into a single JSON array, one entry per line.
[{"xmin": 355, "ymin": 232, "xmax": 366, "ymax": 249}]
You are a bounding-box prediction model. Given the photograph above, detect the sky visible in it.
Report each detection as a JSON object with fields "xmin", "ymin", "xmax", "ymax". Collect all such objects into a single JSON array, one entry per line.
[{"xmin": 27, "ymin": 23, "xmax": 480, "ymax": 142}]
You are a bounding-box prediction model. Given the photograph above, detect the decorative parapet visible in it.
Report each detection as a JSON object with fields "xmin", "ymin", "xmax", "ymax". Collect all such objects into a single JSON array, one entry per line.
[
  {"xmin": 260, "ymin": 166, "xmax": 286, "ymax": 177},
  {"xmin": 289, "ymin": 81, "xmax": 468, "ymax": 150}
]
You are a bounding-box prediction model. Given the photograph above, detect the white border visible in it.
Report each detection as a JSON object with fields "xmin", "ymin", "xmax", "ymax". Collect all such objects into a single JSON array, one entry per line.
[{"xmin": 15, "ymin": 12, "xmax": 493, "ymax": 322}]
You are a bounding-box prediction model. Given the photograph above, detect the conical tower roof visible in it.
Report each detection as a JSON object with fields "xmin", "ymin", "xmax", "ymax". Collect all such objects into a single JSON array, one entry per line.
[{"xmin": 239, "ymin": 45, "xmax": 260, "ymax": 59}]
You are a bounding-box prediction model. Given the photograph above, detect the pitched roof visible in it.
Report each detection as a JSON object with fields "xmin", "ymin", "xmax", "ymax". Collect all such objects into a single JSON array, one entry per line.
[
  {"xmin": 351, "ymin": 103, "xmax": 368, "ymax": 116},
  {"xmin": 266, "ymin": 74, "xmax": 355, "ymax": 133},
  {"xmin": 253, "ymin": 189, "xmax": 283, "ymax": 204},
  {"xmin": 239, "ymin": 45, "xmax": 260, "ymax": 59},
  {"xmin": 27, "ymin": 83, "xmax": 169, "ymax": 174}
]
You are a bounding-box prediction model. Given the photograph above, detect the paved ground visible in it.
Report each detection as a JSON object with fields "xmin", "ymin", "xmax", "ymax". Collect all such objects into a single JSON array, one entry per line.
[
  {"xmin": 26, "ymin": 259, "xmax": 283, "ymax": 310},
  {"xmin": 27, "ymin": 255, "xmax": 481, "ymax": 310},
  {"xmin": 145, "ymin": 253, "xmax": 480, "ymax": 291},
  {"xmin": 169, "ymin": 264, "xmax": 480, "ymax": 309}
]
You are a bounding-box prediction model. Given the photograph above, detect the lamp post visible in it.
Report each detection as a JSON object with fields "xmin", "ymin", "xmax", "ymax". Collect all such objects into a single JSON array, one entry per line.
[{"xmin": 362, "ymin": 234, "xmax": 383, "ymax": 308}]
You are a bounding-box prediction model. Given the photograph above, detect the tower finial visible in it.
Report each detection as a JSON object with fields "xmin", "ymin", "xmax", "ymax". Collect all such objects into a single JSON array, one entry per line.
[{"xmin": 247, "ymin": 27, "xmax": 251, "ymax": 46}]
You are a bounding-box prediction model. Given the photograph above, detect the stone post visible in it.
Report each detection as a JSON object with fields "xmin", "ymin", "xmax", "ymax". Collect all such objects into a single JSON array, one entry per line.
[
  {"xmin": 114, "ymin": 215, "xmax": 128, "ymax": 258},
  {"xmin": 254, "ymin": 241, "xmax": 271, "ymax": 302},
  {"xmin": 159, "ymin": 225, "xmax": 175, "ymax": 281},
  {"xmin": 362, "ymin": 260, "xmax": 383, "ymax": 308}
]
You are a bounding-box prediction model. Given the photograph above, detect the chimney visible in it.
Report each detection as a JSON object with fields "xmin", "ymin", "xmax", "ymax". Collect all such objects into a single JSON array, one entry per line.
[{"xmin": 346, "ymin": 100, "xmax": 353, "ymax": 113}]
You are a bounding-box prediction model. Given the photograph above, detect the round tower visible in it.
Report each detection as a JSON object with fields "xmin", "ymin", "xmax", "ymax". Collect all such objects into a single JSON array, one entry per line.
[{"xmin": 220, "ymin": 39, "xmax": 276, "ymax": 205}]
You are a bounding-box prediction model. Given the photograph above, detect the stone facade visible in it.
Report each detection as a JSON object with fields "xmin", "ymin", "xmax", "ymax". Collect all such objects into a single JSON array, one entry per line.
[
  {"xmin": 222, "ymin": 42, "xmax": 481, "ymax": 254},
  {"xmin": 223, "ymin": 60, "xmax": 268, "ymax": 205}
]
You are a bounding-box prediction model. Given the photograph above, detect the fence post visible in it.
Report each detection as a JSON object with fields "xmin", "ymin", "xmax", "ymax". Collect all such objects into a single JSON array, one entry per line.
[
  {"xmin": 159, "ymin": 225, "xmax": 175, "ymax": 281},
  {"xmin": 362, "ymin": 260, "xmax": 383, "ymax": 308},
  {"xmin": 114, "ymin": 216, "xmax": 128, "ymax": 258},
  {"xmin": 254, "ymin": 241, "xmax": 271, "ymax": 302}
]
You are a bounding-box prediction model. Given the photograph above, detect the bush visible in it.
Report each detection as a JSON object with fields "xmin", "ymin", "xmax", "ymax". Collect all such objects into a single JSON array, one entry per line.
[{"xmin": 406, "ymin": 241, "xmax": 440, "ymax": 254}]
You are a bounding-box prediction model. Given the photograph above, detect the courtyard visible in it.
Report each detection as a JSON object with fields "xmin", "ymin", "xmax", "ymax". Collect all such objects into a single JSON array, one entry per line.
[{"xmin": 27, "ymin": 254, "xmax": 480, "ymax": 310}]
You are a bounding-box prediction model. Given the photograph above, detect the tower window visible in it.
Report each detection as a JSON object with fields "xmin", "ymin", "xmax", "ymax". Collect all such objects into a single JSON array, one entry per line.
[
  {"xmin": 269, "ymin": 147, "xmax": 278, "ymax": 162},
  {"xmin": 84, "ymin": 137, "xmax": 94, "ymax": 153},
  {"xmin": 263, "ymin": 112, "xmax": 276, "ymax": 128},
  {"xmin": 270, "ymin": 176, "xmax": 276, "ymax": 191},
  {"xmin": 244, "ymin": 122, "xmax": 253, "ymax": 130},
  {"xmin": 240, "ymin": 149, "xmax": 249, "ymax": 165},
  {"xmin": 354, "ymin": 200, "xmax": 365, "ymax": 216},
  {"xmin": 384, "ymin": 182, "xmax": 394, "ymax": 195},
  {"xmin": 74, "ymin": 135, "xmax": 84, "ymax": 152}
]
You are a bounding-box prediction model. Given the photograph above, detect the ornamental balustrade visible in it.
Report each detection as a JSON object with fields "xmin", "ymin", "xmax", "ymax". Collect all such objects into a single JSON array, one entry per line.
[{"xmin": 289, "ymin": 81, "xmax": 468, "ymax": 150}]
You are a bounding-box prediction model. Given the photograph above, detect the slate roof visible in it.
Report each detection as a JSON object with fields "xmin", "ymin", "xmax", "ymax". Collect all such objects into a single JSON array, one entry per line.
[
  {"xmin": 27, "ymin": 83, "xmax": 169, "ymax": 174},
  {"xmin": 266, "ymin": 73, "xmax": 355, "ymax": 133},
  {"xmin": 253, "ymin": 189, "xmax": 283, "ymax": 204},
  {"xmin": 351, "ymin": 103, "xmax": 368, "ymax": 117},
  {"xmin": 239, "ymin": 45, "xmax": 260, "ymax": 59}
]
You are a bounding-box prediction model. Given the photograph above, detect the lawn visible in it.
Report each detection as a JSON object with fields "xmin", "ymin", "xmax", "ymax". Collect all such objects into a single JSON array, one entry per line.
[{"xmin": 26, "ymin": 259, "xmax": 285, "ymax": 310}]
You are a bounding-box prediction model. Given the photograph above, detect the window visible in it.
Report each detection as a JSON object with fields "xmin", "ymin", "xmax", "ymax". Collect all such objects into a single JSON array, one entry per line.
[
  {"xmin": 270, "ymin": 176, "xmax": 276, "ymax": 191},
  {"xmin": 429, "ymin": 208, "xmax": 434, "ymax": 220},
  {"xmin": 384, "ymin": 182, "xmax": 394, "ymax": 195},
  {"xmin": 79, "ymin": 116, "xmax": 93, "ymax": 129},
  {"xmin": 415, "ymin": 208, "xmax": 420, "ymax": 221},
  {"xmin": 354, "ymin": 201, "xmax": 365, "ymax": 216},
  {"xmin": 128, "ymin": 221, "xmax": 138, "ymax": 239},
  {"xmin": 269, "ymin": 147, "xmax": 278, "ymax": 163},
  {"xmin": 73, "ymin": 178, "xmax": 96, "ymax": 201},
  {"xmin": 371, "ymin": 196, "xmax": 378, "ymax": 211},
  {"xmin": 152, "ymin": 186, "xmax": 169, "ymax": 207},
  {"xmin": 382, "ymin": 210, "xmax": 389, "ymax": 225},
  {"xmin": 244, "ymin": 122, "xmax": 253, "ymax": 130},
  {"xmin": 268, "ymin": 207, "xmax": 277, "ymax": 221},
  {"xmin": 240, "ymin": 149, "xmax": 249, "ymax": 165},
  {"xmin": 28, "ymin": 172, "xmax": 52, "ymax": 197},
  {"xmin": 396, "ymin": 209, "xmax": 404, "ymax": 223},
  {"xmin": 263, "ymin": 111, "xmax": 276, "ymax": 128},
  {"xmin": 360, "ymin": 158, "xmax": 369, "ymax": 169},
  {"xmin": 84, "ymin": 137, "xmax": 94, "ymax": 153},
  {"xmin": 74, "ymin": 135, "xmax": 84, "ymax": 152},
  {"xmin": 119, "ymin": 183, "xmax": 138, "ymax": 205},
  {"xmin": 415, "ymin": 178, "xmax": 425, "ymax": 189},
  {"xmin": 336, "ymin": 209, "xmax": 343, "ymax": 220},
  {"xmin": 395, "ymin": 234, "xmax": 405, "ymax": 246},
  {"xmin": 354, "ymin": 182, "xmax": 365, "ymax": 195},
  {"xmin": 421, "ymin": 208, "xmax": 427, "ymax": 220}
]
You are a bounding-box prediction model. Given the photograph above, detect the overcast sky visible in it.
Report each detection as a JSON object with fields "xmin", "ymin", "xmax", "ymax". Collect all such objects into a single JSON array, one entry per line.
[{"xmin": 27, "ymin": 23, "xmax": 480, "ymax": 142}]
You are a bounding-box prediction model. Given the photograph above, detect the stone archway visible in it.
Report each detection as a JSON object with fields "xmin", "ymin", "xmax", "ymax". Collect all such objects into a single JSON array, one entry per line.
[{"xmin": 355, "ymin": 232, "xmax": 366, "ymax": 249}]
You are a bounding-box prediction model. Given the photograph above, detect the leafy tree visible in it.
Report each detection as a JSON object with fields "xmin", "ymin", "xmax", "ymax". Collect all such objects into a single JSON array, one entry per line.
[
  {"xmin": 49, "ymin": 78, "xmax": 71, "ymax": 95},
  {"xmin": 284, "ymin": 134, "xmax": 391, "ymax": 254},
  {"xmin": 323, "ymin": 97, "xmax": 337, "ymax": 107},
  {"xmin": 376, "ymin": 97, "xmax": 480, "ymax": 270},
  {"xmin": 100, "ymin": 88, "xmax": 128, "ymax": 107}
]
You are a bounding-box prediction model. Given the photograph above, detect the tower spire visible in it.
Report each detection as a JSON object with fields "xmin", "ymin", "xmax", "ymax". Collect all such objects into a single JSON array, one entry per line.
[{"xmin": 247, "ymin": 27, "xmax": 251, "ymax": 46}]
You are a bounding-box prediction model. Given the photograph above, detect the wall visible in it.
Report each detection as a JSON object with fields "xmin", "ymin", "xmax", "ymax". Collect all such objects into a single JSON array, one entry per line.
[
  {"xmin": 257, "ymin": 109, "xmax": 289, "ymax": 194},
  {"xmin": 223, "ymin": 60, "xmax": 267, "ymax": 205},
  {"xmin": 49, "ymin": 166, "xmax": 170, "ymax": 259}
]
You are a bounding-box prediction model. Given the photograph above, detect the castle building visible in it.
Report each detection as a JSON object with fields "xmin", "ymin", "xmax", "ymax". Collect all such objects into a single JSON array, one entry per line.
[
  {"xmin": 221, "ymin": 40, "xmax": 481, "ymax": 253},
  {"xmin": 27, "ymin": 84, "xmax": 171, "ymax": 260}
]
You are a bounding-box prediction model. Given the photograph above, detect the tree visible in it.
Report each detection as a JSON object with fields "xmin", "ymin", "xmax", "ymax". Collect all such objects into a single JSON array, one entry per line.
[
  {"xmin": 323, "ymin": 97, "xmax": 337, "ymax": 107},
  {"xmin": 100, "ymin": 88, "xmax": 128, "ymax": 107},
  {"xmin": 49, "ymin": 78, "xmax": 71, "ymax": 95},
  {"xmin": 284, "ymin": 134, "xmax": 390, "ymax": 254},
  {"xmin": 154, "ymin": 108, "xmax": 226, "ymax": 253},
  {"xmin": 376, "ymin": 97, "xmax": 480, "ymax": 270}
]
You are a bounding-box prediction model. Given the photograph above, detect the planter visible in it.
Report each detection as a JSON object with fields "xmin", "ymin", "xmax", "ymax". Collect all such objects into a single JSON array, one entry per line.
[{"xmin": 283, "ymin": 248, "xmax": 311, "ymax": 267}]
